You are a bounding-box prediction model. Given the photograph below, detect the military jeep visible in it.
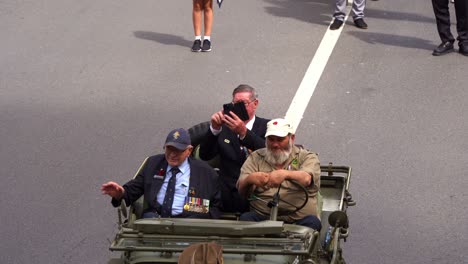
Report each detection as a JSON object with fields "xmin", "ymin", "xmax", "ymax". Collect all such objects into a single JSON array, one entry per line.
[{"xmin": 107, "ymin": 123, "xmax": 355, "ymax": 264}]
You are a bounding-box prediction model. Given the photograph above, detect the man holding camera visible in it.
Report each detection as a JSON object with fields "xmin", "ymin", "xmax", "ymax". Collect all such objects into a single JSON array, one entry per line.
[{"xmin": 199, "ymin": 84, "xmax": 269, "ymax": 213}]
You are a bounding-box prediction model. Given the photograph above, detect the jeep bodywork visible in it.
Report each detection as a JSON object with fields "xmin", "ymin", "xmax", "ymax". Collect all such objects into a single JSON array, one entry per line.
[{"xmin": 107, "ymin": 158, "xmax": 355, "ymax": 264}]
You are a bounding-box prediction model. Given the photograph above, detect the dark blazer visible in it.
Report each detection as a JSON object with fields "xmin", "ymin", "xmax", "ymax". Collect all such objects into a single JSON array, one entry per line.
[
  {"xmin": 111, "ymin": 155, "xmax": 222, "ymax": 219},
  {"xmin": 199, "ymin": 116, "xmax": 269, "ymax": 212}
]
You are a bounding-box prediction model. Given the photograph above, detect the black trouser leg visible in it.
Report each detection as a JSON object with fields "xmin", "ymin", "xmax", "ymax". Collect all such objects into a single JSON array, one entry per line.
[
  {"xmin": 432, "ymin": 0, "xmax": 455, "ymax": 43},
  {"xmin": 454, "ymin": 0, "xmax": 468, "ymax": 45}
]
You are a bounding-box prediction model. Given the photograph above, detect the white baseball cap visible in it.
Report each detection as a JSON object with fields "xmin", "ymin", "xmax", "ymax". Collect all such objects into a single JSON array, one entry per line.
[{"xmin": 265, "ymin": 118, "xmax": 294, "ymax": 137}]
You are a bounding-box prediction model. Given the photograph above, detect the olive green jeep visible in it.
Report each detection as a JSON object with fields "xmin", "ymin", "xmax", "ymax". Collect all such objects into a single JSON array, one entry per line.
[{"xmin": 107, "ymin": 122, "xmax": 355, "ymax": 264}]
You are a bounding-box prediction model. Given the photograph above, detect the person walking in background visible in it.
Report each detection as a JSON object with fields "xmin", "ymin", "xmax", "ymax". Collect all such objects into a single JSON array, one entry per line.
[
  {"xmin": 192, "ymin": 0, "xmax": 214, "ymax": 52},
  {"xmin": 431, "ymin": 0, "xmax": 468, "ymax": 56},
  {"xmin": 330, "ymin": 0, "xmax": 368, "ymax": 30}
]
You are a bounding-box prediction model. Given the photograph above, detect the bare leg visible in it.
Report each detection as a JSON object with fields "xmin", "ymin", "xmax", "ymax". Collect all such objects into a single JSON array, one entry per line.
[
  {"xmin": 203, "ymin": 0, "xmax": 213, "ymax": 36},
  {"xmin": 193, "ymin": 0, "xmax": 203, "ymax": 36}
]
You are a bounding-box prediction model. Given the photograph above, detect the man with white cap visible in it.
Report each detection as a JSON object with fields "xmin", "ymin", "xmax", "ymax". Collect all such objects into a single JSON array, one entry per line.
[
  {"xmin": 101, "ymin": 128, "xmax": 222, "ymax": 219},
  {"xmin": 236, "ymin": 118, "xmax": 322, "ymax": 230}
]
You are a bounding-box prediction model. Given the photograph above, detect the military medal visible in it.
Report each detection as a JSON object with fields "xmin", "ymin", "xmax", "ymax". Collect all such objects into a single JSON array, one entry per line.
[
  {"xmin": 203, "ymin": 199, "xmax": 210, "ymax": 213},
  {"xmin": 183, "ymin": 196, "xmax": 190, "ymax": 211}
]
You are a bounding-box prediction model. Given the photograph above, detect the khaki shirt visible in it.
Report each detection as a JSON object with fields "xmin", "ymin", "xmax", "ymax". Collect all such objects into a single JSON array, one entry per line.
[{"xmin": 238, "ymin": 145, "xmax": 321, "ymax": 222}]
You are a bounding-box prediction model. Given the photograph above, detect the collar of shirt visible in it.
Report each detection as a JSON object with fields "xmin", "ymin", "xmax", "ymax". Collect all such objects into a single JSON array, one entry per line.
[
  {"xmin": 166, "ymin": 159, "xmax": 190, "ymax": 186},
  {"xmin": 245, "ymin": 115, "xmax": 255, "ymax": 131}
]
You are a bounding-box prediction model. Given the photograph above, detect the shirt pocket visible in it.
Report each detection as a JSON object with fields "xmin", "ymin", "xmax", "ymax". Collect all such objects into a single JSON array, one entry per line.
[{"xmin": 175, "ymin": 183, "xmax": 189, "ymax": 197}]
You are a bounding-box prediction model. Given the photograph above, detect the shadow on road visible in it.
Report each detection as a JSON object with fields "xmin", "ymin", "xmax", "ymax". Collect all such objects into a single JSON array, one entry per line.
[
  {"xmin": 365, "ymin": 7, "xmax": 435, "ymax": 24},
  {"xmin": 133, "ymin": 31, "xmax": 192, "ymax": 47},
  {"xmin": 347, "ymin": 31, "xmax": 435, "ymax": 51},
  {"xmin": 263, "ymin": 0, "xmax": 334, "ymax": 26}
]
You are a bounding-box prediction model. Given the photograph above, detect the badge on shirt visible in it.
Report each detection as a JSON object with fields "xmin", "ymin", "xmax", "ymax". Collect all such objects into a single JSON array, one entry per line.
[
  {"xmin": 153, "ymin": 168, "xmax": 166, "ymax": 179},
  {"xmin": 188, "ymin": 187, "xmax": 196, "ymax": 196},
  {"xmin": 288, "ymin": 158, "xmax": 299, "ymax": 170}
]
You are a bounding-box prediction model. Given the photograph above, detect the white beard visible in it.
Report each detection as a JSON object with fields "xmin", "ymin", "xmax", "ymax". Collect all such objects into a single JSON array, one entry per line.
[{"xmin": 264, "ymin": 139, "xmax": 293, "ymax": 165}]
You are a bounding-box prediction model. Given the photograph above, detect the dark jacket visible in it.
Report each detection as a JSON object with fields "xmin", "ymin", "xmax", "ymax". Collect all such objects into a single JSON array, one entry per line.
[
  {"xmin": 199, "ymin": 116, "xmax": 269, "ymax": 212},
  {"xmin": 111, "ymin": 155, "xmax": 222, "ymax": 219}
]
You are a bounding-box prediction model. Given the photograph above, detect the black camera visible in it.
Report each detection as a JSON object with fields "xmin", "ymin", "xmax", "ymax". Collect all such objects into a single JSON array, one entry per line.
[{"xmin": 223, "ymin": 102, "xmax": 249, "ymax": 121}]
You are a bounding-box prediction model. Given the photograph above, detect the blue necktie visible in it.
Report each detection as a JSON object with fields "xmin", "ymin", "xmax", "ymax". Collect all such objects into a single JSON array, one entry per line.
[{"xmin": 161, "ymin": 167, "xmax": 180, "ymax": 217}]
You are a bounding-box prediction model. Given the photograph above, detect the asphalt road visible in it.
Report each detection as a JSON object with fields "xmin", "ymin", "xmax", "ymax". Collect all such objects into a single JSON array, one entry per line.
[{"xmin": 1, "ymin": 0, "xmax": 467, "ymax": 263}]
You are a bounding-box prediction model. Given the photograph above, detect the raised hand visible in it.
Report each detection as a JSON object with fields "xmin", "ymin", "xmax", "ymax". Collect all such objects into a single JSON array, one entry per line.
[
  {"xmin": 210, "ymin": 111, "xmax": 225, "ymax": 130},
  {"xmin": 223, "ymin": 112, "xmax": 247, "ymax": 137},
  {"xmin": 101, "ymin": 181, "xmax": 125, "ymax": 200}
]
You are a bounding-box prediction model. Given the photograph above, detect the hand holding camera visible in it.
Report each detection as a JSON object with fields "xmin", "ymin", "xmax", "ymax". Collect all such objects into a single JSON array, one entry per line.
[{"xmin": 222, "ymin": 101, "xmax": 249, "ymax": 121}]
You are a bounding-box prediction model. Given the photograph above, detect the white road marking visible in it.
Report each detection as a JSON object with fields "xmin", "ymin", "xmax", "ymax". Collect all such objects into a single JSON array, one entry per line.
[{"xmin": 285, "ymin": 6, "xmax": 352, "ymax": 133}]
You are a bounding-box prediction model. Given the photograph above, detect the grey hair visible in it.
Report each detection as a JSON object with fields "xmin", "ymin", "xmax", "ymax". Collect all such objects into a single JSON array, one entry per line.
[{"xmin": 232, "ymin": 84, "xmax": 258, "ymax": 101}]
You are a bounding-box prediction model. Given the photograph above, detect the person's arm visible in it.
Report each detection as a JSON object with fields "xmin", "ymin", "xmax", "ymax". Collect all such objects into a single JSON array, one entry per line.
[
  {"xmin": 267, "ymin": 150, "xmax": 320, "ymax": 188},
  {"xmin": 237, "ymin": 153, "xmax": 270, "ymax": 197},
  {"xmin": 237, "ymin": 171, "xmax": 270, "ymax": 197},
  {"xmin": 239, "ymin": 117, "xmax": 268, "ymax": 151},
  {"xmin": 120, "ymin": 173, "xmax": 145, "ymax": 206},
  {"xmin": 208, "ymin": 170, "xmax": 223, "ymax": 219},
  {"xmin": 101, "ymin": 181, "xmax": 125, "ymax": 200},
  {"xmin": 199, "ymin": 111, "xmax": 224, "ymax": 161},
  {"xmin": 101, "ymin": 181, "xmax": 130, "ymax": 207},
  {"xmin": 198, "ymin": 129, "xmax": 219, "ymax": 161},
  {"xmin": 101, "ymin": 170, "xmax": 146, "ymax": 207},
  {"xmin": 299, "ymin": 152, "xmax": 321, "ymax": 189},
  {"xmin": 223, "ymin": 113, "xmax": 248, "ymax": 138},
  {"xmin": 268, "ymin": 169, "xmax": 312, "ymax": 187},
  {"xmin": 270, "ymin": 150, "xmax": 321, "ymax": 189},
  {"xmin": 239, "ymin": 129, "xmax": 266, "ymax": 150},
  {"xmin": 210, "ymin": 111, "xmax": 225, "ymax": 131}
]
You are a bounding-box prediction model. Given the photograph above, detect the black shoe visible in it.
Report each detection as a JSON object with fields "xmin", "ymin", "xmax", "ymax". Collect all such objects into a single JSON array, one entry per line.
[
  {"xmin": 330, "ymin": 19, "xmax": 344, "ymax": 30},
  {"xmin": 432, "ymin": 42, "xmax": 454, "ymax": 56},
  {"xmin": 459, "ymin": 44, "xmax": 468, "ymax": 56},
  {"xmin": 201, "ymin": 39, "xmax": 211, "ymax": 52},
  {"xmin": 354, "ymin": 18, "xmax": 368, "ymax": 29},
  {"xmin": 191, "ymin": 39, "xmax": 202, "ymax": 52}
]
